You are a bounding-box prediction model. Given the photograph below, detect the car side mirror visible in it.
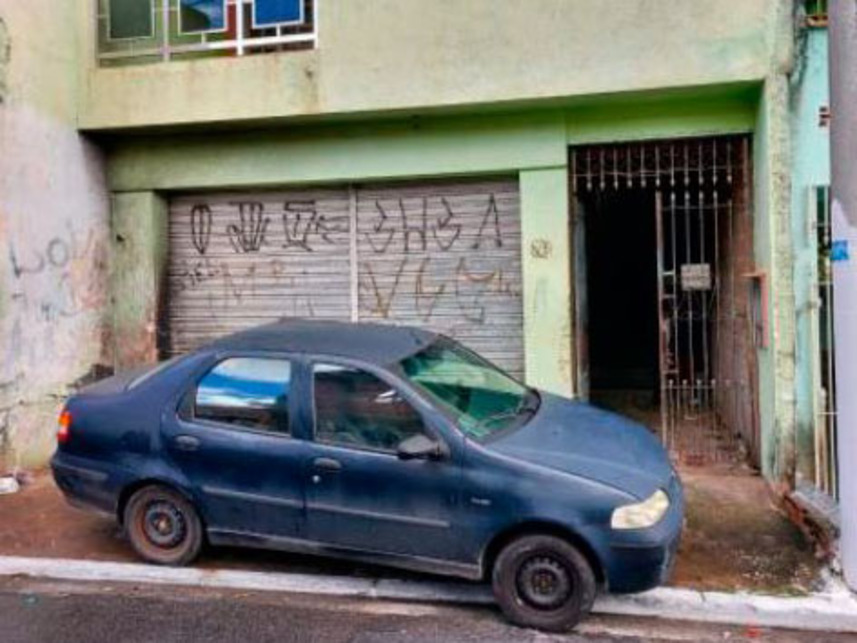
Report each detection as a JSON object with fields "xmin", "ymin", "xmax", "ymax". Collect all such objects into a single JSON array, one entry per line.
[{"xmin": 397, "ymin": 434, "xmax": 444, "ymax": 461}]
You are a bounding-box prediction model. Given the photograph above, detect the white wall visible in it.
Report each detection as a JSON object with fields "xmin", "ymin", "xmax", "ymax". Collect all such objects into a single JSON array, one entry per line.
[{"xmin": 0, "ymin": 1, "xmax": 109, "ymax": 467}]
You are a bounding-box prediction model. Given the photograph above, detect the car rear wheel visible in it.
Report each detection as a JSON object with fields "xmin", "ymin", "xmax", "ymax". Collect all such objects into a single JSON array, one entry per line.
[
  {"xmin": 124, "ymin": 485, "xmax": 203, "ymax": 566},
  {"xmin": 492, "ymin": 534, "xmax": 597, "ymax": 632}
]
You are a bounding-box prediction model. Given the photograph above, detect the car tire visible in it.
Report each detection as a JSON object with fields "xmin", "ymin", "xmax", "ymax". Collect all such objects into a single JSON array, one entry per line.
[
  {"xmin": 491, "ymin": 534, "xmax": 597, "ymax": 632},
  {"xmin": 124, "ymin": 485, "xmax": 203, "ymax": 566}
]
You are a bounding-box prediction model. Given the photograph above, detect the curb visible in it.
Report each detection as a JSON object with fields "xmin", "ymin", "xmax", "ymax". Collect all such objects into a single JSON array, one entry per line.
[{"xmin": 1, "ymin": 556, "xmax": 856, "ymax": 633}]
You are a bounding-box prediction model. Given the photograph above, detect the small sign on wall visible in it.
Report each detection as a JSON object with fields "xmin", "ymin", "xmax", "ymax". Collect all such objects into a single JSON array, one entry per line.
[
  {"xmin": 680, "ymin": 263, "xmax": 712, "ymax": 291},
  {"xmin": 831, "ymin": 240, "xmax": 850, "ymax": 263}
]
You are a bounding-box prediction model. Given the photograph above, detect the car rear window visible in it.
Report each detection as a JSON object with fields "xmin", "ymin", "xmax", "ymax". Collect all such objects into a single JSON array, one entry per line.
[{"xmin": 127, "ymin": 356, "xmax": 184, "ymax": 391}]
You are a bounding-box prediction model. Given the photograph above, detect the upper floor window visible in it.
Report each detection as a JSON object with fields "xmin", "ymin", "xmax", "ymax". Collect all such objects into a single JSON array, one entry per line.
[
  {"xmin": 98, "ymin": 0, "xmax": 316, "ymax": 66},
  {"xmin": 805, "ymin": 0, "xmax": 828, "ymax": 27}
]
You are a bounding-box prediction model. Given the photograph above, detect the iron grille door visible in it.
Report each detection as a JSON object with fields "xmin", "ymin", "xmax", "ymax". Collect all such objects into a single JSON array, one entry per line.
[{"xmin": 572, "ymin": 136, "xmax": 758, "ymax": 467}]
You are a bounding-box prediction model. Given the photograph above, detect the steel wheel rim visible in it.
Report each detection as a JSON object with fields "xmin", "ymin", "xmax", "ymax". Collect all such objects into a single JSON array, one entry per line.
[
  {"xmin": 516, "ymin": 555, "xmax": 573, "ymax": 610},
  {"xmin": 141, "ymin": 501, "xmax": 187, "ymax": 549}
]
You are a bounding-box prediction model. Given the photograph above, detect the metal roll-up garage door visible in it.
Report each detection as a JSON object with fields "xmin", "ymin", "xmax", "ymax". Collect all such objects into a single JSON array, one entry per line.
[
  {"xmin": 167, "ymin": 178, "xmax": 524, "ymax": 377},
  {"xmin": 167, "ymin": 188, "xmax": 352, "ymax": 354},
  {"xmin": 356, "ymin": 179, "xmax": 523, "ymax": 377}
]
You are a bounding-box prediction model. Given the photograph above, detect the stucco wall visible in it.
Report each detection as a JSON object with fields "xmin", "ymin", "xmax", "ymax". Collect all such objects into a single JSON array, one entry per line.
[
  {"xmin": 106, "ymin": 87, "xmax": 760, "ymax": 401},
  {"xmin": 80, "ymin": 0, "xmax": 772, "ymax": 131},
  {"xmin": 790, "ymin": 26, "xmax": 831, "ymax": 485},
  {"xmin": 0, "ymin": 1, "xmax": 109, "ymax": 468}
]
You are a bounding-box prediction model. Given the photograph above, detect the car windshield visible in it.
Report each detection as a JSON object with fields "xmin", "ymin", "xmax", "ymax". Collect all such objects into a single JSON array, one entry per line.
[{"xmin": 399, "ymin": 338, "xmax": 539, "ymax": 440}]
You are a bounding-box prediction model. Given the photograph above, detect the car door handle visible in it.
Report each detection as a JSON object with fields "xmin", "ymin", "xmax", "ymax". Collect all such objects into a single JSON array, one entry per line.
[
  {"xmin": 174, "ymin": 435, "xmax": 201, "ymax": 452},
  {"xmin": 313, "ymin": 457, "xmax": 342, "ymax": 472}
]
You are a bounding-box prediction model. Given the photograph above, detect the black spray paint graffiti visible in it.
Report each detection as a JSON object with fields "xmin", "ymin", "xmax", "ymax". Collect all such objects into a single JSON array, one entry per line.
[
  {"xmin": 190, "ymin": 205, "xmax": 213, "ymax": 255},
  {"xmin": 365, "ymin": 195, "xmax": 501, "ymax": 255},
  {"xmin": 282, "ymin": 202, "xmax": 347, "ymax": 252},
  {"xmin": 471, "ymin": 195, "xmax": 503, "ymax": 250},
  {"xmin": 190, "ymin": 200, "xmax": 348, "ymax": 255},
  {"xmin": 227, "ymin": 202, "xmax": 269, "ymax": 254},
  {"xmin": 177, "ymin": 193, "xmax": 517, "ymax": 325}
]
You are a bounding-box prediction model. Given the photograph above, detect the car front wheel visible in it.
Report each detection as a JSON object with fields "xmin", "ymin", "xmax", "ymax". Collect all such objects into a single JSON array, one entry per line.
[
  {"xmin": 491, "ymin": 534, "xmax": 597, "ymax": 632},
  {"xmin": 124, "ymin": 485, "xmax": 203, "ymax": 566}
]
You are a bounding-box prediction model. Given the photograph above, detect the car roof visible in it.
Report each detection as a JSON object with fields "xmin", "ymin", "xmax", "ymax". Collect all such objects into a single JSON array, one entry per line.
[{"xmin": 206, "ymin": 319, "xmax": 439, "ymax": 365}]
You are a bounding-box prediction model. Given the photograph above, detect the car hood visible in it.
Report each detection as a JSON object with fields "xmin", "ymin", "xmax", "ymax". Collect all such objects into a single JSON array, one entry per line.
[{"xmin": 487, "ymin": 393, "xmax": 673, "ymax": 498}]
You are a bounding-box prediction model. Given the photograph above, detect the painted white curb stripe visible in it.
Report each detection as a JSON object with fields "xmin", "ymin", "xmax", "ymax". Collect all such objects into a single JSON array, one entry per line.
[{"xmin": 1, "ymin": 556, "xmax": 856, "ymax": 633}]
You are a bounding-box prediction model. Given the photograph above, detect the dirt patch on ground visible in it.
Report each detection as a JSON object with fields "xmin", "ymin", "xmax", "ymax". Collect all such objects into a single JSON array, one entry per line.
[
  {"xmin": 0, "ymin": 470, "xmax": 825, "ymax": 593},
  {"xmin": 672, "ymin": 469, "xmax": 824, "ymax": 594}
]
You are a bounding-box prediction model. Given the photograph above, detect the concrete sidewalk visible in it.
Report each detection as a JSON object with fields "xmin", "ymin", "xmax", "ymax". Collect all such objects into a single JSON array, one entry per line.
[{"xmin": 0, "ymin": 555, "xmax": 855, "ymax": 634}]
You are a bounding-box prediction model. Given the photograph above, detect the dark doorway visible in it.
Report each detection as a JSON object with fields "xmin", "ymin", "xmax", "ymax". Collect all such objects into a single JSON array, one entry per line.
[{"xmin": 582, "ymin": 189, "xmax": 659, "ymax": 417}]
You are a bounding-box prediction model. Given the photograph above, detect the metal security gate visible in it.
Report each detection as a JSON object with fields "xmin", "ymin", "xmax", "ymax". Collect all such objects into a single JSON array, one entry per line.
[
  {"xmin": 168, "ymin": 188, "xmax": 353, "ymax": 353},
  {"xmin": 572, "ymin": 137, "xmax": 759, "ymax": 467},
  {"xmin": 167, "ymin": 178, "xmax": 524, "ymax": 376},
  {"xmin": 356, "ymin": 181, "xmax": 523, "ymax": 375}
]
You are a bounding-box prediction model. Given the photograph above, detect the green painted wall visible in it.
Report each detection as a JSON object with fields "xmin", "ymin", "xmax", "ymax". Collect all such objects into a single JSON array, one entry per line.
[
  {"xmin": 790, "ymin": 26, "xmax": 831, "ymax": 485},
  {"xmin": 80, "ymin": 0, "xmax": 773, "ymax": 131},
  {"xmin": 111, "ymin": 192, "xmax": 168, "ymax": 369},
  {"xmin": 107, "ymin": 88, "xmax": 771, "ymax": 402},
  {"xmin": 520, "ymin": 168, "xmax": 573, "ymax": 396}
]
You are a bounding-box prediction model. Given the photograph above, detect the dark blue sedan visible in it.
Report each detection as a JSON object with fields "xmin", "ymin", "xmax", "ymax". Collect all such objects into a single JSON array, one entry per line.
[{"xmin": 52, "ymin": 320, "xmax": 683, "ymax": 631}]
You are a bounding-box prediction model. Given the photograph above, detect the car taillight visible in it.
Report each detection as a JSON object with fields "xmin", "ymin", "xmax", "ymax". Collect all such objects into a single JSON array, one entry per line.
[{"xmin": 57, "ymin": 410, "xmax": 72, "ymax": 445}]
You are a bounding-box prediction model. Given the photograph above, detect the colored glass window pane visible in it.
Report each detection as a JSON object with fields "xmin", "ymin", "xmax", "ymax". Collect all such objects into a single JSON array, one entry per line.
[
  {"xmin": 254, "ymin": 0, "xmax": 303, "ymax": 27},
  {"xmin": 109, "ymin": 0, "xmax": 153, "ymax": 40},
  {"xmin": 180, "ymin": 0, "xmax": 227, "ymax": 33}
]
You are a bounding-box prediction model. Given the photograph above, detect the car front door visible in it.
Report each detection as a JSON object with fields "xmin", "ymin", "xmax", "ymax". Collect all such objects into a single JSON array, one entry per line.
[
  {"xmin": 161, "ymin": 353, "xmax": 308, "ymax": 540},
  {"xmin": 301, "ymin": 360, "xmax": 465, "ymax": 565}
]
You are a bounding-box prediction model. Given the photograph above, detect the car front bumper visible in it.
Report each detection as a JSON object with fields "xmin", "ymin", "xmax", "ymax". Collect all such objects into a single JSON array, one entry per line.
[{"xmin": 602, "ymin": 473, "xmax": 685, "ymax": 594}]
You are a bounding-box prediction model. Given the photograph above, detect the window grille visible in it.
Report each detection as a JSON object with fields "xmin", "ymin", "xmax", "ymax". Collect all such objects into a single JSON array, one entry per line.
[
  {"xmin": 97, "ymin": 0, "xmax": 316, "ymax": 66},
  {"xmin": 813, "ymin": 185, "xmax": 838, "ymax": 499}
]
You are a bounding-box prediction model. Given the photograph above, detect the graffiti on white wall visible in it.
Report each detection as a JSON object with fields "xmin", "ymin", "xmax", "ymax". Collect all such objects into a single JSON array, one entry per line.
[{"xmin": 6, "ymin": 221, "xmax": 108, "ymax": 323}]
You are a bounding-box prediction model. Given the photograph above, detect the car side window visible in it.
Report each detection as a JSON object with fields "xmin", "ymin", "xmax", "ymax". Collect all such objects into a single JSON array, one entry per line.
[
  {"xmin": 313, "ymin": 363, "xmax": 426, "ymax": 452},
  {"xmin": 194, "ymin": 358, "xmax": 292, "ymax": 434}
]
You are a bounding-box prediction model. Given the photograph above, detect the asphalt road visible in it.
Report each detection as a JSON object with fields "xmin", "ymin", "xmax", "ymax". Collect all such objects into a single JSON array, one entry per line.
[{"xmin": 0, "ymin": 577, "xmax": 851, "ymax": 643}]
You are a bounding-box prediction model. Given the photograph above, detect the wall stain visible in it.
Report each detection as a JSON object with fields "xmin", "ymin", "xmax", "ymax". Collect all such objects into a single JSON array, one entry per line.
[{"xmin": 0, "ymin": 15, "xmax": 9, "ymax": 103}]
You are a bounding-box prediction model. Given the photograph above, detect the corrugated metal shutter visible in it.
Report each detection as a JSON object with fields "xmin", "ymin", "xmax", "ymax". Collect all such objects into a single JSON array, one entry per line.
[
  {"xmin": 167, "ymin": 188, "xmax": 352, "ymax": 354},
  {"xmin": 356, "ymin": 179, "xmax": 524, "ymax": 377},
  {"xmin": 167, "ymin": 178, "xmax": 524, "ymax": 377}
]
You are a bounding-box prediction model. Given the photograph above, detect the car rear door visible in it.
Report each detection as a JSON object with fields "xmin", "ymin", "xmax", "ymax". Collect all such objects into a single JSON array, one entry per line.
[
  {"xmin": 300, "ymin": 359, "xmax": 466, "ymax": 565},
  {"xmin": 160, "ymin": 353, "xmax": 308, "ymax": 540}
]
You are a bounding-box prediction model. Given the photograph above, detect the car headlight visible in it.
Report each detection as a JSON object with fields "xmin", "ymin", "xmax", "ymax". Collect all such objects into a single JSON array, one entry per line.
[{"xmin": 611, "ymin": 489, "xmax": 670, "ymax": 530}]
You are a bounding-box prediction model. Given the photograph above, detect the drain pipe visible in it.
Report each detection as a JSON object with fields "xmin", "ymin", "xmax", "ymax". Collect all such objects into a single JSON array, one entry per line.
[{"xmin": 829, "ymin": 0, "xmax": 857, "ymax": 591}]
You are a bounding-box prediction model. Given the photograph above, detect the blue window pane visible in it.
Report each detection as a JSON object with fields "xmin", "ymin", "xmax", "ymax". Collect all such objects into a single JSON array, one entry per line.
[
  {"xmin": 195, "ymin": 358, "xmax": 292, "ymax": 432},
  {"xmin": 180, "ymin": 0, "xmax": 226, "ymax": 33},
  {"xmin": 254, "ymin": 0, "xmax": 304, "ymax": 27}
]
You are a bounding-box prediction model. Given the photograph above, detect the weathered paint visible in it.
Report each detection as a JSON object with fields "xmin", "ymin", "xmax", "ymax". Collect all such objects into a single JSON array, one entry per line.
[
  {"xmin": 752, "ymin": 0, "xmax": 797, "ymax": 483},
  {"xmin": 565, "ymin": 86, "xmax": 759, "ymax": 145},
  {"xmin": 0, "ymin": 0, "xmax": 109, "ymax": 468},
  {"xmin": 107, "ymin": 112, "xmax": 568, "ymax": 192},
  {"xmin": 1, "ymin": 0, "xmax": 804, "ymax": 478},
  {"xmin": 106, "ymin": 89, "xmax": 766, "ymax": 400},
  {"xmin": 790, "ymin": 26, "xmax": 831, "ymax": 485},
  {"xmin": 111, "ymin": 192, "xmax": 168, "ymax": 369},
  {"xmin": 520, "ymin": 168, "xmax": 573, "ymax": 397},
  {"xmin": 80, "ymin": 0, "xmax": 772, "ymax": 131}
]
